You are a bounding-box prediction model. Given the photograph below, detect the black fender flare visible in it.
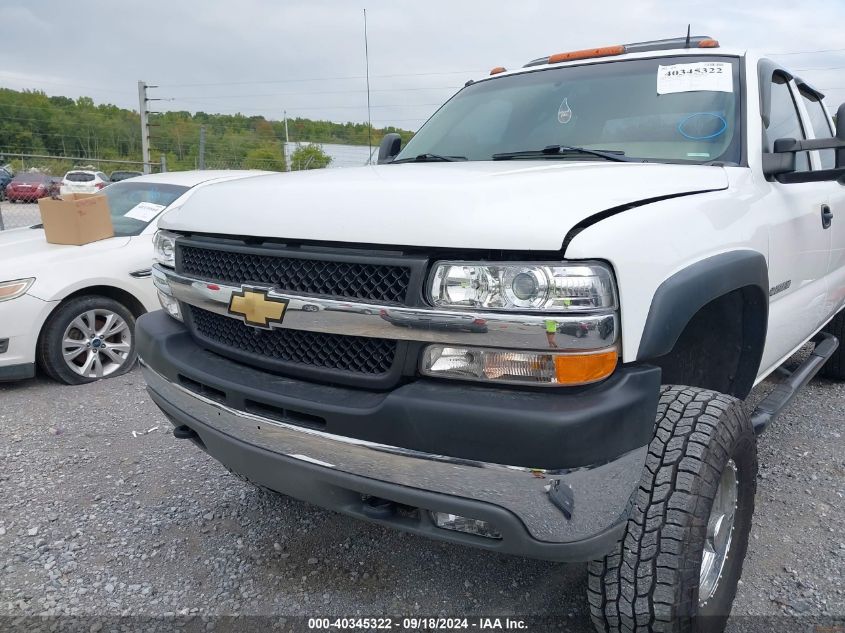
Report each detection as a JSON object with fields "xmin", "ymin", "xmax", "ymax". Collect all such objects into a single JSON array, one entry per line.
[{"xmin": 637, "ymin": 251, "xmax": 769, "ymax": 392}]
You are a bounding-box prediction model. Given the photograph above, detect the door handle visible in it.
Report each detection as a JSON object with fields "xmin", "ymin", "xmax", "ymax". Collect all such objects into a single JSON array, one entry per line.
[{"xmin": 822, "ymin": 205, "xmax": 833, "ymax": 229}]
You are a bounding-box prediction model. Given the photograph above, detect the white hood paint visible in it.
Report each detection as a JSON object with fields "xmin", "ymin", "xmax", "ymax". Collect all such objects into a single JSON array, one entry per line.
[
  {"xmin": 160, "ymin": 162, "xmax": 729, "ymax": 251},
  {"xmin": 0, "ymin": 227, "xmax": 130, "ymax": 283}
]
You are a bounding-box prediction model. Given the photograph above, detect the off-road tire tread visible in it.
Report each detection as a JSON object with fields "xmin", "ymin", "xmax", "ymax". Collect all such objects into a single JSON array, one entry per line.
[{"xmin": 587, "ymin": 385, "xmax": 756, "ymax": 633}]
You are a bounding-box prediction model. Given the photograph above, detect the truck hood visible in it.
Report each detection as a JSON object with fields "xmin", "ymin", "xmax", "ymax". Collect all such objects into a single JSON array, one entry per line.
[
  {"xmin": 0, "ymin": 227, "xmax": 130, "ymax": 281},
  {"xmin": 160, "ymin": 161, "xmax": 729, "ymax": 250}
]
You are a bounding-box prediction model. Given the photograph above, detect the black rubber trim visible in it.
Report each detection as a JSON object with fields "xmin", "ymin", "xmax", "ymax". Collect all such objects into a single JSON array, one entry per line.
[
  {"xmin": 137, "ymin": 310, "xmax": 661, "ymax": 469},
  {"xmin": 0, "ymin": 362, "xmax": 35, "ymax": 382},
  {"xmin": 637, "ymin": 250, "xmax": 769, "ymax": 361},
  {"xmin": 149, "ymin": 389, "xmax": 626, "ymax": 563}
]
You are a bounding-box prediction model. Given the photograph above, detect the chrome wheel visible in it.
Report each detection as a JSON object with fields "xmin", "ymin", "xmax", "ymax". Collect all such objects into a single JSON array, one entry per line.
[
  {"xmin": 61, "ymin": 309, "xmax": 132, "ymax": 379},
  {"xmin": 699, "ymin": 458, "xmax": 738, "ymax": 605}
]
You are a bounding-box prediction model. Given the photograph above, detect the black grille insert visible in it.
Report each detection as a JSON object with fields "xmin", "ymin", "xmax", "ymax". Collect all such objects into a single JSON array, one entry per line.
[
  {"xmin": 188, "ymin": 306, "xmax": 397, "ymax": 376},
  {"xmin": 179, "ymin": 244, "xmax": 412, "ymax": 304}
]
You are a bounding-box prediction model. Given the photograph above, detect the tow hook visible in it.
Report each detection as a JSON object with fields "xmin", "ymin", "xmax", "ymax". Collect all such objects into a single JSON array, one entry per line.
[
  {"xmin": 173, "ymin": 424, "xmax": 199, "ymax": 440},
  {"xmin": 361, "ymin": 496, "xmax": 397, "ymax": 519}
]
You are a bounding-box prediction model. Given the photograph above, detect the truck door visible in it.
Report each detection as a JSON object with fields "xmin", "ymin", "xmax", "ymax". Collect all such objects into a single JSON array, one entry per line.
[
  {"xmin": 759, "ymin": 73, "xmax": 832, "ymax": 372},
  {"xmin": 797, "ymin": 85, "xmax": 845, "ymax": 320}
]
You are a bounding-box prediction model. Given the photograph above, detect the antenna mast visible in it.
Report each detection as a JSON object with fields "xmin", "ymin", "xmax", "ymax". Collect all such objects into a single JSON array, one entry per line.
[{"xmin": 364, "ymin": 9, "xmax": 373, "ymax": 163}]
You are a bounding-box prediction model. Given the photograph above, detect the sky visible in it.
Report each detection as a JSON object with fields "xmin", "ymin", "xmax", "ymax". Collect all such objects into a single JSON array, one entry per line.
[{"xmin": 2, "ymin": 0, "xmax": 845, "ymax": 131}]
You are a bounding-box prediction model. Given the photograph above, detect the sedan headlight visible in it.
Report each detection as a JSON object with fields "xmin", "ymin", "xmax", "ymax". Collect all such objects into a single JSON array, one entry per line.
[
  {"xmin": 0, "ymin": 278, "xmax": 34, "ymax": 302},
  {"xmin": 153, "ymin": 230, "xmax": 177, "ymax": 268},
  {"xmin": 428, "ymin": 261, "xmax": 616, "ymax": 311}
]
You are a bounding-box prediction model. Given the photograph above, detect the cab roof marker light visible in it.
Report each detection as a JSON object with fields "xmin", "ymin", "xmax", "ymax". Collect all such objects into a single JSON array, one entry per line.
[
  {"xmin": 548, "ymin": 45, "xmax": 625, "ymax": 65},
  {"xmin": 490, "ymin": 66, "xmax": 507, "ymax": 75},
  {"xmin": 521, "ymin": 35, "xmax": 719, "ymax": 68}
]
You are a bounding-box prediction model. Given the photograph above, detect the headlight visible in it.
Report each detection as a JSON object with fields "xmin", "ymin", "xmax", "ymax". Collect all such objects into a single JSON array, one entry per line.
[
  {"xmin": 428, "ymin": 261, "xmax": 616, "ymax": 311},
  {"xmin": 153, "ymin": 230, "xmax": 177, "ymax": 268},
  {"xmin": 0, "ymin": 278, "xmax": 34, "ymax": 302}
]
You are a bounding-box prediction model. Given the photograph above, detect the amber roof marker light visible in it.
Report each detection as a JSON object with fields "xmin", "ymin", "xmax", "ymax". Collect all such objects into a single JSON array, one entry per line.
[
  {"xmin": 521, "ymin": 36, "xmax": 720, "ymax": 68},
  {"xmin": 548, "ymin": 46, "xmax": 625, "ymax": 64},
  {"xmin": 489, "ymin": 66, "xmax": 507, "ymax": 75}
]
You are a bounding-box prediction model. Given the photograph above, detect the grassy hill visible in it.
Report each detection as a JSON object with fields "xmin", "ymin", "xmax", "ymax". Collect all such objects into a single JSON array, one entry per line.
[{"xmin": 0, "ymin": 87, "xmax": 415, "ymax": 173}]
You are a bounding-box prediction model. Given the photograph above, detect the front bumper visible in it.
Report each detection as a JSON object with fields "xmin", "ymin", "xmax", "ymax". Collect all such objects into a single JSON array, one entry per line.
[
  {"xmin": 138, "ymin": 311, "xmax": 661, "ymax": 561},
  {"xmin": 0, "ymin": 293, "xmax": 58, "ymax": 381}
]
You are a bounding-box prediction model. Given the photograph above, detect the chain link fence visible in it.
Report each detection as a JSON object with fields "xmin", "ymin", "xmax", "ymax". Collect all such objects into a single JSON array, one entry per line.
[
  {"xmin": 0, "ymin": 201, "xmax": 41, "ymax": 230},
  {"xmin": 0, "ymin": 143, "xmax": 376, "ymax": 230}
]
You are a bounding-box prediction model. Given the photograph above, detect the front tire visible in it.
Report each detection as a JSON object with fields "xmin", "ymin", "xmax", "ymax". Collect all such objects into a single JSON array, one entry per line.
[
  {"xmin": 588, "ymin": 386, "xmax": 757, "ymax": 633},
  {"xmin": 37, "ymin": 296, "xmax": 138, "ymax": 385}
]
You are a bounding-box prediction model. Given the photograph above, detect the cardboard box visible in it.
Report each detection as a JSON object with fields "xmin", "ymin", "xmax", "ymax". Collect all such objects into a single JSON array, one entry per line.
[{"xmin": 38, "ymin": 193, "xmax": 114, "ymax": 245}]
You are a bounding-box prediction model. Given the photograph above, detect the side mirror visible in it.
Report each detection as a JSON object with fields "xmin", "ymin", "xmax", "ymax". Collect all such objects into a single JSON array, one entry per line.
[
  {"xmin": 763, "ymin": 140, "xmax": 796, "ymax": 177},
  {"xmin": 836, "ymin": 102, "xmax": 845, "ymax": 168},
  {"xmin": 377, "ymin": 133, "xmax": 402, "ymax": 164}
]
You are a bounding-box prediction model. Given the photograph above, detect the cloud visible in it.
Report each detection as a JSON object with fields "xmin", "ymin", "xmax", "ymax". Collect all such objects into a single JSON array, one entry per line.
[{"xmin": 2, "ymin": 0, "xmax": 844, "ymax": 126}]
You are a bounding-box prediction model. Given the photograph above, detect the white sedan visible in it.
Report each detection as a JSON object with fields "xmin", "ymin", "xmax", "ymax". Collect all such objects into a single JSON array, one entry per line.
[{"xmin": 0, "ymin": 170, "xmax": 269, "ymax": 384}]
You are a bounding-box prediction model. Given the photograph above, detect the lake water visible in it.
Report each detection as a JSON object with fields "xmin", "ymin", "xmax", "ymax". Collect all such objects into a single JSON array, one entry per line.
[{"xmin": 285, "ymin": 142, "xmax": 377, "ymax": 169}]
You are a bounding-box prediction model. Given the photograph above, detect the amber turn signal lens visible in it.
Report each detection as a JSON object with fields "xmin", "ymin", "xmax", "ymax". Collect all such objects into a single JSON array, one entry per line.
[
  {"xmin": 553, "ymin": 349, "xmax": 618, "ymax": 385},
  {"xmin": 548, "ymin": 45, "xmax": 625, "ymax": 64}
]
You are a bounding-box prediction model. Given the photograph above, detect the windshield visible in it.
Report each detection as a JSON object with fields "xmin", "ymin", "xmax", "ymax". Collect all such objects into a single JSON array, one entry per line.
[
  {"xmin": 65, "ymin": 171, "xmax": 95, "ymax": 182},
  {"xmin": 396, "ymin": 56, "xmax": 742, "ymax": 164},
  {"xmin": 102, "ymin": 181, "xmax": 188, "ymax": 237}
]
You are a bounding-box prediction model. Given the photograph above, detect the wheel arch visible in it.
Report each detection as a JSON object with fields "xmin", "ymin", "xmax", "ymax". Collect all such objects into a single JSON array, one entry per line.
[
  {"xmin": 636, "ymin": 250, "xmax": 769, "ymax": 399},
  {"xmin": 59, "ymin": 285, "xmax": 148, "ymax": 319}
]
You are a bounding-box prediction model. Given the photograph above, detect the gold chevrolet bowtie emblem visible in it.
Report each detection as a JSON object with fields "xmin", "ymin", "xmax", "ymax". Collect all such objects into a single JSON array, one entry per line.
[{"xmin": 228, "ymin": 288, "xmax": 289, "ymax": 328}]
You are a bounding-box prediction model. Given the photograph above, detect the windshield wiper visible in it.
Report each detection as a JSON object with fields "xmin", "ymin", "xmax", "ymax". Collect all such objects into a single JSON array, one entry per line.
[
  {"xmin": 391, "ymin": 153, "xmax": 467, "ymax": 163},
  {"xmin": 492, "ymin": 145, "xmax": 639, "ymax": 163}
]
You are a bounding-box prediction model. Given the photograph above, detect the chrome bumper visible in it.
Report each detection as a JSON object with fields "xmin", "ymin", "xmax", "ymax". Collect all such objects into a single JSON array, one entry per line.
[
  {"xmin": 143, "ymin": 363, "xmax": 646, "ymax": 544},
  {"xmin": 153, "ymin": 265, "xmax": 618, "ymax": 351}
]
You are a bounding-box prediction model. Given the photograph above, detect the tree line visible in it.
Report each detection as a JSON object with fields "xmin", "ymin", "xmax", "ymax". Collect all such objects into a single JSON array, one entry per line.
[{"xmin": 0, "ymin": 87, "xmax": 415, "ymax": 172}]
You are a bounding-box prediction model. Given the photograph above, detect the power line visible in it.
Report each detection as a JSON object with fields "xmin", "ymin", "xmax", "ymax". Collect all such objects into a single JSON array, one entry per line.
[
  {"xmin": 167, "ymin": 86, "xmax": 460, "ymax": 100},
  {"xmin": 767, "ymin": 47, "xmax": 845, "ymax": 56},
  {"xmin": 0, "ymin": 73, "xmax": 133, "ymax": 96},
  {"xmin": 157, "ymin": 70, "xmax": 485, "ymax": 89}
]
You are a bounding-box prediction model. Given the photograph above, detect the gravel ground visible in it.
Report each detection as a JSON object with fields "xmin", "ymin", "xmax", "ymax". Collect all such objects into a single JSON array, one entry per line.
[
  {"xmin": 0, "ymin": 201, "xmax": 41, "ymax": 231},
  {"xmin": 0, "ymin": 363, "xmax": 843, "ymax": 631}
]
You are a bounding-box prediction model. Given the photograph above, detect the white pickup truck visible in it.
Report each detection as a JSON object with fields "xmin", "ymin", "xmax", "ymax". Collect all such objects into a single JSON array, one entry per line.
[{"xmin": 138, "ymin": 36, "xmax": 844, "ymax": 632}]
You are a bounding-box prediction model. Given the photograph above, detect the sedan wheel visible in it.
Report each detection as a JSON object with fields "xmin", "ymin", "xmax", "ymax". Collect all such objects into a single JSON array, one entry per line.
[
  {"xmin": 37, "ymin": 296, "xmax": 138, "ymax": 385},
  {"xmin": 61, "ymin": 309, "xmax": 132, "ymax": 379}
]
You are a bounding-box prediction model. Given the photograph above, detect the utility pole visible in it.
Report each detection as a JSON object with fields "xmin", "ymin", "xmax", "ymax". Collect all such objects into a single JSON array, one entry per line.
[
  {"xmin": 198, "ymin": 126, "xmax": 206, "ymax": 170},
  {"xmin": 283, "ymin": 110, "xmax": 291, "ymax": 172},
  {"xmin": 138, "ymin": 81, "xmax": 152, "ymax": 174},
  {"xmin": 363, "ymin": 9, "xmax": 373, "ymax": 164}
]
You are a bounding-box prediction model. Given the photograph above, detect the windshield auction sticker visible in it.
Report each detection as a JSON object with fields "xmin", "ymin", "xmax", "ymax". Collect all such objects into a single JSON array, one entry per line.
[
  {"xmin": 656, "ymin": 62, "xmax": 733, "ymax": 94},
  {"xmin": 124, "ymin": 201, "xmax": 166, "ymax": 222}
]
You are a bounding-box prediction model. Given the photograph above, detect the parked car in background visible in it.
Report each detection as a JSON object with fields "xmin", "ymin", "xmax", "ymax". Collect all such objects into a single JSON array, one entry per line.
[
  {"xmin": 109, "ymin": 170, "xmax": 143, "ymax": 183},
  {"xmin": 5, "ymin": 172, "xmax": 54, "ymax": 202},
  {"xmin": 0, "ymin": 170, "xmax": 270, "ymax": 385},
  {"xmin": 59, "ymin": 169, "xmax": 110, "ymax": 195},
  {"xmin": 0, "ymin": 166, "xmax": 14, "ymax": 200}
]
